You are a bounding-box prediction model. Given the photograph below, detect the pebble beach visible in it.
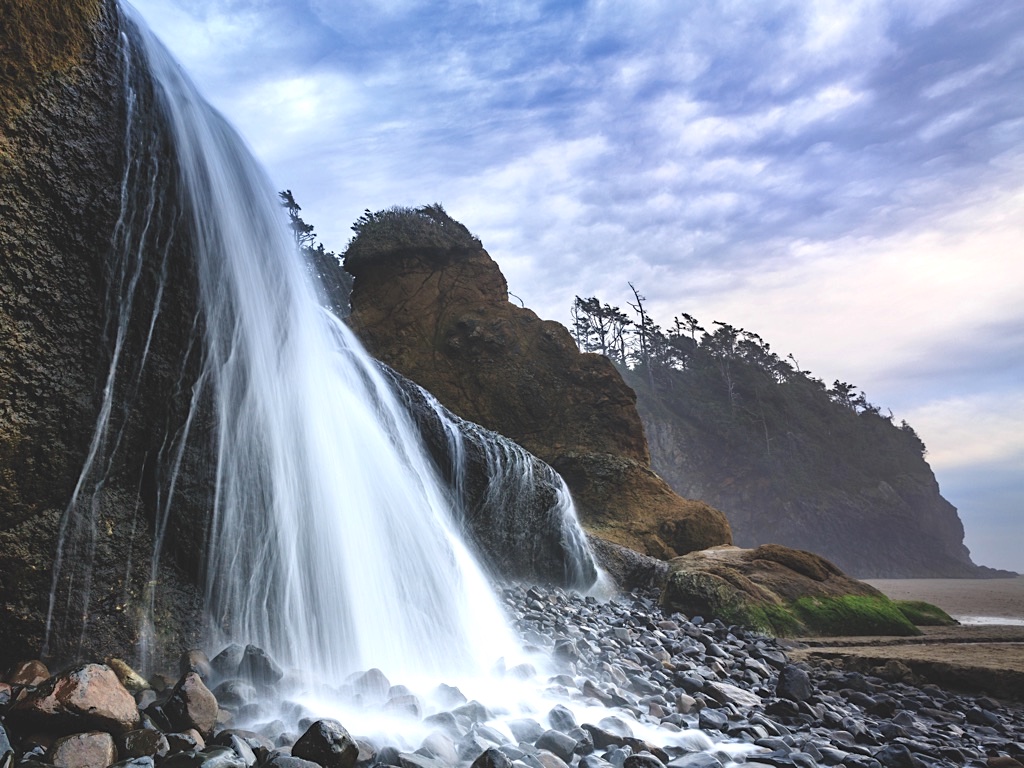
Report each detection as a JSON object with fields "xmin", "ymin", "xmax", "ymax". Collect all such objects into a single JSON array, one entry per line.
[{"xmin": 3, "ymin": 584, "xmax": 1023, "ymax": 768}]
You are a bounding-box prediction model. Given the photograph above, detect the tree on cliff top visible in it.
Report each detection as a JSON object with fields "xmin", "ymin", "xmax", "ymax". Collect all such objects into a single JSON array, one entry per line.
[
  {"xmin": 278, "ymin": 190, "xmax": 352, "ymax": 317},
  {"xmin": 343, "ymin": 204, "xmax": 481, "ymax": 266},
  {"xmin": 571, "ymin": 291, "xmax": 929, "ymax": 495}
]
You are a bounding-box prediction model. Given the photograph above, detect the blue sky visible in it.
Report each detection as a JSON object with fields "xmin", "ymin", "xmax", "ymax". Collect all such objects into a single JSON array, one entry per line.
[{"xmin": 129, "ymin": 0, "xmax": 1024, "ymax": 573}]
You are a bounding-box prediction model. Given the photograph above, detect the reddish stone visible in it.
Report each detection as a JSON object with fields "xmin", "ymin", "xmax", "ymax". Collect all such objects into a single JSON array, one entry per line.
[
  {"xmin": 8, "ymin": 663, "xmax": 140, "ymax": 735},
  {"xmin": 49, "ymin": 731, "xmax": 116, "ymax": 768},
  {"xmin": 5, "ymin": 660, "xmax": 50, "ymax": 686},
  {"xmin": 166, "ymin": 672, "xmax": 218, "ymax": 736}
]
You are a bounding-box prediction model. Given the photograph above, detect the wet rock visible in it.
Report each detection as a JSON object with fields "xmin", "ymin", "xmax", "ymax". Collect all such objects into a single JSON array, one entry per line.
[
  {"xmin": 419, "ymin": 732, "xmax": 459, "ymax": 764},
  {"xmin": 166, "ymin": 730, "xmax": 206, "ymax": 753},
  {"xmin": 569, "ymin": 727, "xmax": 595, "ymax": 755},
  {"xmin": 238, "ymin": 646, "xmax": 284, "ymax": 687},
  {"xmin": 433, "ymin": 683, "xmax": 467, "ymax": 708},
  {"xmin": 291, "ymin": 719, "xmax": 358, "ymax": 768},
  {"xmin": 210, "ymin": 645, "xmax": 246, "ymax": 678},
  {"xmin": 624, "ymin": 754, "xmax": 665, "ymax": 768},
  {"xmin": 211, "ymin": 680, "xmax": 256, "ymax": 710},
  {"xmin": 536, "ymin": 730, "xmax": 577, "ymax": 763},
  {"xmin": 666, "ymin": 754, "xmax": 724, "ymax": 768},
  {"xmin": 110, "ymin": 758, "xmax": 156, "ymax": 768},
  {"xmin": 873, "ymin": 744, "xmax": 921, "ymax": 768},
  {"xmin": 211, "ymin": 730, "xmax": 273, "ymax": 754},
  {"xmin": 581, "ymin": 724, "xmax": 624, "ymax": 750},
  {"xmin": 166, "ymin": 672, "xmax": 219, "ymax": 736},
  {"xmin": 118, "ymin": 728, "xmax": 170, "ymax": 759},
  {"xmin": 223, "ymin": 735, "xmax": 257, "ymax": 767},
  {"xmin": 394, "ymin": 752, "xmax": 439, "ymax": 768},
  {"xmin": 509, "ymin": 719, "xmax": 546, "ymax": 743},
  {"xmin": 698, "ymin": 708, "xmax": 730, "ymax": 732},
  {"xmin": 458, "ymin": 732, "xmax": 501, "ymax": 762},
  {"xmin": 350, "ymin": 668, "xmax": 390, "ymax": 704},
  {"xmin": 48, "ymin": 731, "xmax": 116, "ymax": 768},
  {"xmin": 5, "ymin": 661, "xmax": 50, "ymax": 687},
  {"xmin": 704, "ymin": 680, "xmax": 761, "ymax": 708},
  {"xmin": 258, "ymin": 750, "xmax": 320, "ymax": 768},
  {"xmin": 422, "ymin": 712, "xmax": 462, "ymax": 738},
  {"xmin": 8, "ymin": 663, "xmax": 140, "ymax": 734},
  {"xmin": 776, "ymin": 666, "xmax": 814, "ymax": 703},
  {"xmin": 452, "ymin": 700, "xmax": 489, "ymax": 724},
  {"xmin": 471, "ymin": 747, "xmax": 513, "ymax": 768},
  {"xmin": 385, "ymin": 693, "xmax": 422, "ymax": 718}
]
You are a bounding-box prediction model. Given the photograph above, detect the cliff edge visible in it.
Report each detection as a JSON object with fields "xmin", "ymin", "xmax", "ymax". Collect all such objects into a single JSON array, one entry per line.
[{"xmin": 344, "ymin": 206, "xmax": 732, "ymax": 559}]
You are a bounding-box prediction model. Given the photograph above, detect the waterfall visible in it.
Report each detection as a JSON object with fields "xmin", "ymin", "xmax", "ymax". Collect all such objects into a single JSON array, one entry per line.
[
  {"xmin": 384, "ymin": 368, "xmax": 600, "ymax": 591},
  {"xmin": 115, "ymin": 8, "xmax": 527, "ymax": 685}
]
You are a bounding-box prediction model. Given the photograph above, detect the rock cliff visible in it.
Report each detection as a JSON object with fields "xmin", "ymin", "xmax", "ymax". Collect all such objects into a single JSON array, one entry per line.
[
  {"xmin": 345, "ymin": 206, "xmax": 732, "ymax": 559},
  {"xmin": 620, "ymin": 365, "xmax": 1004, "ymax": 578},
  {"xmin": 0, "ymin": 0, "xmax": 208, "ymax": 667}
]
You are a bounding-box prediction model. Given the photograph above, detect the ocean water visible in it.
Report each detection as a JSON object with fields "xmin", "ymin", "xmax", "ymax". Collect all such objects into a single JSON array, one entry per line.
[{"xmin": 865, "ymin": 576, "xmax": 1024, "ymax": 625}]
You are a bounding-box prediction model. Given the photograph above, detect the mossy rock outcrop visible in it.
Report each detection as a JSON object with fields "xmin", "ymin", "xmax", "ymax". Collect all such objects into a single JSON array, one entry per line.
[
  {"xmin": 345, "ymin": 206, "xmax": 732, "ymax": 558},
  {"xmin": 662, "ymin": 544, "xmax": 924, "ymax": 636}
]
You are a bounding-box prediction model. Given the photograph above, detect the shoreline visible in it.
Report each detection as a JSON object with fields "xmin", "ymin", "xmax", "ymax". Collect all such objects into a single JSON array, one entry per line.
[
  {"xmin": 864, "ymin": 576, "xmax": 1024, "ymax": 623},
  {"xmin": 792, "ymin": 577, "xmax": 1024, "ymax": 702}
]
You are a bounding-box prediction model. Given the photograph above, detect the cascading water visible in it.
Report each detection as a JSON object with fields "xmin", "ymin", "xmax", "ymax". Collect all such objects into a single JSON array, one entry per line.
[
  {"xmin": 80, "ymin": 6, "xmax": 534, "ymax": 687},
  {"xmin": 385, "ymin": 369, "xmax": 602, "ymax": 592},
  {"xmin": 39, "ymin": 6, "xmax": 767, "ymax": 763},
  {"xmin": 44, "ymin": 0, "xmax": 605, "ymax": 689}
]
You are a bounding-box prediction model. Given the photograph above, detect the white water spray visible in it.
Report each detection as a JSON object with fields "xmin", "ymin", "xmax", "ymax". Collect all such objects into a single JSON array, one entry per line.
[{"xmin": 127, "ymin": 10, "xmax": 520, "ymax": 685}]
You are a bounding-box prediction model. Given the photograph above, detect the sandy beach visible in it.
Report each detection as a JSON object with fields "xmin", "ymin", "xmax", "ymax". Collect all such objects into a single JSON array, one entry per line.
[
  {"xmin": 791, "ymin": 576, "xmax": 1024, "ymax": 701},
  {"xmin": 865, "ymin": 575, "xmax": 1024, "ymax": 624}
]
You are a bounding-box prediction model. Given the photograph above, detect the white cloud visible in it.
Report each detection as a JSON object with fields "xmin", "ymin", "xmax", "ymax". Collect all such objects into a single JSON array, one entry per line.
[
  {"xmin": 902, "ymin": 393, "xmax": 1024, "ymax": 471},
  {"xmin": 641, "ymin": 185, "xmax": 1024, "ymax": 395},
  {"xmin": 227, "ymin": 72, "xmax": 362, "ymax": 160}
]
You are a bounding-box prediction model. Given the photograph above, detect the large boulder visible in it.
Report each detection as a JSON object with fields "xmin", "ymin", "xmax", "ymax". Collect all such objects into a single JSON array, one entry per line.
[
  {"xmin": 345, "ymin": 206, "xmax": 732, "ymax": 559},
  {"xmin": 7, "ymin": 663, "xmax": 140, "ymax": 735},
  {"xmin": 662, "ymin": 544, "xmax": 922, "ymax": 636}
]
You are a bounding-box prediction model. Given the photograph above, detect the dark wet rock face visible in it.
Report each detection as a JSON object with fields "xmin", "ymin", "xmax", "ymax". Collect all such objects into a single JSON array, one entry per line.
[
  {"xmin": 384, "ymin": 366, "xmax": 598, "ymax": 588},
  {"xmin": 0, "ymin": 0, "xmax": 209, "ymax": 668}
]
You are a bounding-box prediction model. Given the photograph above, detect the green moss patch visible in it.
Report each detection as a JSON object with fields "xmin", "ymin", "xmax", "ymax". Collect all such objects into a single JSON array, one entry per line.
[
  {"xmin": 895, "ymin": 599, "xmax": 958, "ymax": 626},
  {"xmin": 792, "ymin": 595, "xmax": 921, "ymax": 636}
]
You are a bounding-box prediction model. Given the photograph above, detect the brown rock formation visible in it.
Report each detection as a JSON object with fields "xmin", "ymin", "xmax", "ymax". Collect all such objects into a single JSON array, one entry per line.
[{"xmin": 345, "ymin": 207, "xmax": 731, "ymax": 558}]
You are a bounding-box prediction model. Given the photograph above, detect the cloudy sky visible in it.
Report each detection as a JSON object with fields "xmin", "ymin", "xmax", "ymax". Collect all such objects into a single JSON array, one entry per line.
[{"xmin": 128, "ymin": 0, "xmax": 1024, "ymax": 573}]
